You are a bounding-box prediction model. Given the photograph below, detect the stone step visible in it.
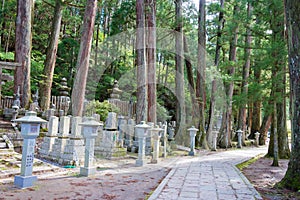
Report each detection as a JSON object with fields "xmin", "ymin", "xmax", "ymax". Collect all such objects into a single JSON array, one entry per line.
[{"xmin": 0, "ymin": 123, "xmax": 13, "ymax": 129}]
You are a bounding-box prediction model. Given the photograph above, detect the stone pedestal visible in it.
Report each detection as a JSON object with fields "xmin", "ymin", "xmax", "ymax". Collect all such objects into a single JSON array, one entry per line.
[
  {"xmin": 125, "ymin": 119, "xmax": 135, "ymax": 149},
  {"xmin": 40, "ymin": 116, "xmax": 59, "ymax": 158},
  {"xmin": 150, "ymin": 126, "xmax": 163, "ymax": 164},
  {"xmin": 237, "ymin": 130, "xmax": 243, "ymax": 148},
  {"xmin": 212, "ymin": 130, "xmax": 218, "ymax": 151},
  {"xmin": 161, "ymin": 123, "xmax": 168, "ymax": 158},
  {"xmin": 146, "ymin": 122, "xmax": 154, "ymax": 155},
  {"xmin": 255, "ymin": 132, "xmax": 260, "ymax": 147},
  {"xmin": 135, "ymin": 121, "xmax": 151, "ymax": 167},
  {"xmin": 188, "ymin": 126, "xmax": 198, "ymax": 156}
]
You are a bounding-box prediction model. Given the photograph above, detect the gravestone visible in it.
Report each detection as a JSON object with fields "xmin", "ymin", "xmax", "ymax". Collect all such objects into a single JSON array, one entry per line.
[
  {"xmin": 39, "ymin": 116, "xmax": 59, "ymax": 158},
  {"xmin": 124, "ymin": 119, "xmax": 135, "ymax": 149},
  {"xmin": 50, "ymin": 116, "xmax": 70, "ymax": 163},
  {"xmin": 61, "ymin": 117, "xmax": 85, "ymax": 165},
  {"xmin": 97, "ymin": 112, "xmax": 126, "ymax": 159}
]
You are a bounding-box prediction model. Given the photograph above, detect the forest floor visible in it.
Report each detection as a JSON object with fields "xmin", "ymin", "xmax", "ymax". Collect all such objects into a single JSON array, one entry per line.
[{"xmin": 243, "ymin": 156, "xmax": 300, "ymax": 200}]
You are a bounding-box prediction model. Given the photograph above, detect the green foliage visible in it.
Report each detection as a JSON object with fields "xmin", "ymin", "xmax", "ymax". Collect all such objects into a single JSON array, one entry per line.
[{"xmin": 85, "ymin": 100, "xmax": 119, "ymax": 121}]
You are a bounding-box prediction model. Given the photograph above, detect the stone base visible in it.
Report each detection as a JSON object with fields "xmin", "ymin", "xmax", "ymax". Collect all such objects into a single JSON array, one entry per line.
[
  {"xmin": 151, "ymin": 159, "xmax": 159, "ymax": 164},
  {"xmin": 14, "ymin": 175, "xmax": 37, "ymax": 188},
  {"xmin": 80, "ymin": 167, "xmax": 96, "ymax": 177},
  {"xmin": 96, "ymin": 147, "xmax": 127, "ymax": 159},
  {"xmin": 136, "ymin": 159, "xmax": 147, "ymax": 167}
]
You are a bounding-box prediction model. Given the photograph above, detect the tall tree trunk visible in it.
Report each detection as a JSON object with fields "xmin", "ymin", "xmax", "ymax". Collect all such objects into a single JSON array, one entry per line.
[
  {"xmin": 174, "ymin": 0, "xmax": 186, "ymax": 143},
  {"xmin": 279, "ymin": 0, "xmax": 300, "ymax": 191},
  {"xmin": 218, "ymin": 4, "xmax": 240, "ymax": 148},
  {"xmin": 214, "ymin": 0, "xmax": 224, "ymax": 67},
  {"xmin": 14, "ymin": 0, "xmax": 33, "ymax": 108},
  {"xmin": 40, "ymin": 0, "xmax": 63, "ymax": 111},
  {"xmin": 259, "ymin": 114, "xmax": 271, "ymax": 145},
  {"xmin": 272, "ymin": 102, "xmax": 279, "ymax": 166},
  {"xmin": 238, "ymin": 1, "xmax": 252, "ymax": 145},
  {"xmin": 183, "ymin": 36, "xmax": 198, "ymax": 122},
  {"xmin": 196, "ymin": 0, "xmax": 208, "ymax": 149},
  {"xmin": 267, "ymin": 0, "xmax": 290, "ymax": 158},
  {"xmin": 136, "ymin": 0, "xmax": 147, "ymax": 124},
  {"xmin": 71, "ymin": 0, "xmax": 97, "ymax": 116},
  {"xmin": 146, "ymin": 0, "xmax": 157, "ymax": 124}
]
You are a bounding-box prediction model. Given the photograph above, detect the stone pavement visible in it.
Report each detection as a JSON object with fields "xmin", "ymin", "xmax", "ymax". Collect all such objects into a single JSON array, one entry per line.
[{"xmin": 149, "ymin": 147, "xmax": 267, "ymax": 200}]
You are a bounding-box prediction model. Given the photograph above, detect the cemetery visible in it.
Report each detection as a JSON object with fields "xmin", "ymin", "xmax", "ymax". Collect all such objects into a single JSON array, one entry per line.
[{"xmin": 1, "ymin": 0, "xmax": 300, "ymax": 199}]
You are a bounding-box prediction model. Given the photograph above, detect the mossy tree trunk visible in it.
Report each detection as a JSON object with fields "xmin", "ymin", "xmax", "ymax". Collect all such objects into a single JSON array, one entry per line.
[{"xmin": 279, "ymin": 0, "xmax": 300, "ymax": 191}]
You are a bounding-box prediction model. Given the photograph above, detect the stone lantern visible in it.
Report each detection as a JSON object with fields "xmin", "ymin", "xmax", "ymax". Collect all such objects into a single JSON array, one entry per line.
[
  {"xmin": 79, "ymin": 118, "xmax": 102, "ymax": 176},
  {"xmin": 236, "ymin": 129, "xmax": 243, "ymax": 148},
  {"xmin": 149, "ymin": 125, "xmax": 163, "ymax": 164},
  {"xmin": 255, "ymin": 132, "xmax": 260, "ymax": 147},
  {"xmin": 135, "ymin": 121, "xmax": 151, "ymax": 166},
  {"xmin": 188, "ymin": 126, "xmax": 198, "ymax": 156},
  {"xmin": 14, "ymin": 111, "xmax": 47, "ymax": 188}
]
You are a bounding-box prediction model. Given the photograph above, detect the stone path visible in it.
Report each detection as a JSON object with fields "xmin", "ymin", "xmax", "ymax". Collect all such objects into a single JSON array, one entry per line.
[{"xmin": 149, "ymin": 147, "xmax": 267, "ymax": 200}]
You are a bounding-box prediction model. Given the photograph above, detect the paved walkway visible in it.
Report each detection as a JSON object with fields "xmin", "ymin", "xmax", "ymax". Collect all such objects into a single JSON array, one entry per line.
[{"xmin": 149, "ymin": 147, "xmax": 267, "ymax": 200}]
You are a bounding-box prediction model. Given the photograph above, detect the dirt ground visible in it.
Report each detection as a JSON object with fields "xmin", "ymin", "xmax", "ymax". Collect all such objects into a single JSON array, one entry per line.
[
  {"xmin": 0, "ymin": 164, "xmax": 170, "ymax": 200},
  {"xmin": 243, "ymin": 157, "xmax": 300, "ymax": 200}
]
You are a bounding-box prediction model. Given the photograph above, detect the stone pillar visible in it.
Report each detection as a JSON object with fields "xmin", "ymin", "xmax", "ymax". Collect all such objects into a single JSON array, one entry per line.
[
  {"xmin": 211, "ymin": 130, "xmax": 218, "ymax": 151},
  {"xmin": 125, "ymin": 119, "xmax": 135, "ymax": 149},
  {"xmin": 162, "ymin": 122, "xmax": 168, "ymax": 158},
  {"xmin": 237, "ymin": 129, "xmax": 243, "ymax": 148},
  {"xmin": 188, "ymin": 126, "xmax": 198, "ymax": 156},
  {"xmin": 135, "ymin": 121, "xmax": 151, "ymax": 166},
  {"xmin": 150, "ymin": 126, "xmax": 163, "ymax": 164},
  {"xmin": 118, "ymin": 115, "xmax": 126, "ymax": 147},
  {"xmin": 39, "ymin": 116, "xmax": 59, "ymax": 157},
  {"xmin": 255, "ymin": 132, "xmax": 260, "ymax": 147},
  {"xmin": 79, "ymin": 118, "xmax": 102, "ymax": 176},
  {"xmin": 105, "ymin": 112, "xmax": 117, "ymax": 130},
  {"xmin": 14, "ymin": 111, "xmax": 46, "ymax": 188},
  {"xmin": 62, "ymin": 117, "xmax": 84, "ymax": 165},
  {"xmin": 146, "ymin": 122, "xmax": 154, "ymax": 155}
]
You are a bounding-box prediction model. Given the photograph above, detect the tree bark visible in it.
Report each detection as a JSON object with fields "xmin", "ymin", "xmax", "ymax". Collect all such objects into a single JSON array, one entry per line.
[
  {"xmin": 146, "ymin": 0, "xmax": 157, "ymax": 124},
  {"xmin": 14, "ymin": 0, "xmax": 33, "ymax": 108},
  {"xmin": 183, "ymin": 36, "xmax": 198, "ymax": 123},
  {"xmin": 218, "ymin": 4, "xmax": 240, "ymax": 148},
  {"xmin": 267, "ymin": 0, "xmax": 290, "ymax": 158},
  {"xmin": 214, "ymin": 0, "xmax": 225, "ymax": 67},
  {"xmin": 71, "ymin": 0, "xmax": 97, "ymax": 116},
  {"xmin": 40, "ymin": 0, "xmax": 63, "ymax": 111},
  {"xmin": 175, "ymin": 0, "xmax": 186, "ymax": 143},
  {"xmin": 278, "ymin": 0, "xmax": 300, "ymax": 191},
  {"xmin": 196, "ymin": 0, "xmax": 208, "ymax": 149},
  {"xmin": 237, "ymin": 1, "xmax": 252, "ymax": 145},
  {"xmin": 136, "ymin": 0, "xmax": 147, "ymax": 124},
  {"xmin": 259, "ymin": 114, "xmax": 271, "ymax": 145}
]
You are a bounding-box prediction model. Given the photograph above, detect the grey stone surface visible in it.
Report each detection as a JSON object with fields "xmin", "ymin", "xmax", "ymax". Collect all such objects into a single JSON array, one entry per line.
[{"xmin": 149, "ymin": 147, "xmax": 266, "ymax": 200}]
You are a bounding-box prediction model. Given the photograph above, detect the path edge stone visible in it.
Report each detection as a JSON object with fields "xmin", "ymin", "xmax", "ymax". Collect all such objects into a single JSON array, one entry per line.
[{"xmin": 148, "ymin": 167, "xmax": 176, "ymax": 200}]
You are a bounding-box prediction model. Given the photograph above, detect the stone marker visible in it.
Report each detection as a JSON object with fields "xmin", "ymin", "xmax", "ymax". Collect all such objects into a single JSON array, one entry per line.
[
  {"xmin": 236, "ymin": 129, "xmax": 243, "ymax": 148},
  {"xmin": 188, "ymin": 126, "xmax": 198, "ymax": 156},
  {"xmin": 135, "ymin": 121, "xmax": 151, "ymax": 167},
  {"xmin": 162, "ymin": 122, "xmax": 168, "ymax": 158},
  {"xmin": 150, "ymin": 126, "xmax": 163, "ymax": 164},
  {"xmin": 105, "ymin": 112, "xmax": 117, "ymax": 130},
  {"xmin": 14, "ymin": 111, "xmax": 47, "ymax": 188},
  {"xmin": 79, "ymin": 118, "xmax": 102, "ymax": 176},
  {"xmin": 212, "ymin": 130, "xmax": 218, "ymax": 151},
  {"xmin": 255, "ymin": 132, "xmax": 260, "ymax": 147}
]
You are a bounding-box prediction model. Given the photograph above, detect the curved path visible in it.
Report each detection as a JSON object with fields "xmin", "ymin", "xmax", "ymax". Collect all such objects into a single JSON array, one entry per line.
[{"xmin": 149, "ymin": 147, "xmax": 267, "ymax": 200}]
